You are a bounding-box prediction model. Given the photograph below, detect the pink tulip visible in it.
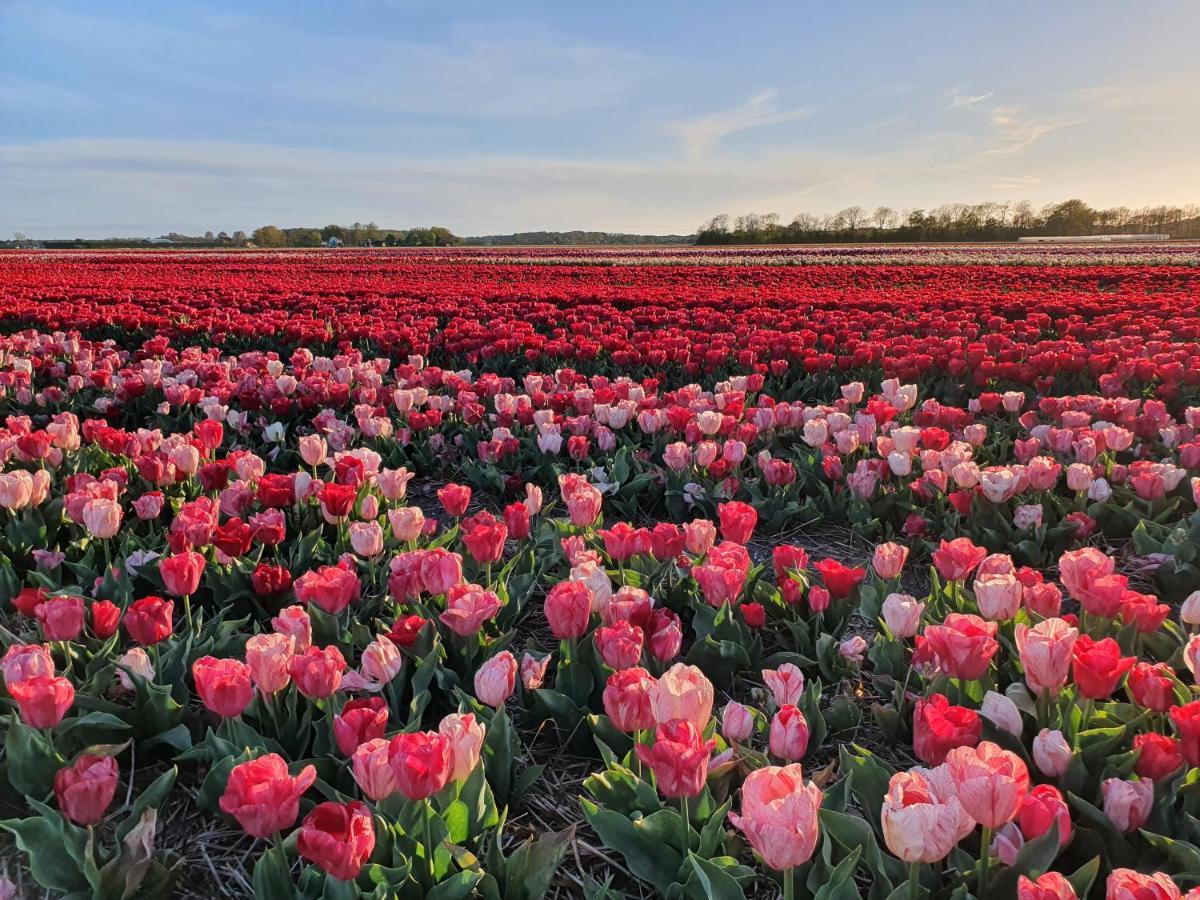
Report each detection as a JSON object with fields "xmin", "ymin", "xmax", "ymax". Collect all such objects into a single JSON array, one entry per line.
[
  {"xmin": 945, "ymin": 741, "xmax": 1030, "ymax": 829},
  {"xmin": 1015, "ymin": 618, "xmax": 1078, "ymax": 696},
  {"xmin": 729, "ymin": 764, "xmax": 822, "ymax": 870},
  {"xmin": 649, "ymin": 663, "xmax": 713, "ymax": 730}
]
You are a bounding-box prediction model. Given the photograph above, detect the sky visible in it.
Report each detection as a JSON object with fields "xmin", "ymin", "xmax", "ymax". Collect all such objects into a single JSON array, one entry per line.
[{"xmin": 2, "ymin": 0, "xmax": 1199, "ymax": 238}]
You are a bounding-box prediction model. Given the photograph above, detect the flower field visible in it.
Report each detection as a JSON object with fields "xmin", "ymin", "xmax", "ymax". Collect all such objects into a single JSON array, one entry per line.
[{"xmin": 1, "ymin": 246, "xmax": 1199, "ymax": 899}]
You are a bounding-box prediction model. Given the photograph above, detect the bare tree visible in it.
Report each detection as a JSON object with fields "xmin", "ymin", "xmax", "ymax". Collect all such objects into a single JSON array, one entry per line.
[{"xmin": 872, "ymin": 206, "xmax": 897, "ymax": 229}]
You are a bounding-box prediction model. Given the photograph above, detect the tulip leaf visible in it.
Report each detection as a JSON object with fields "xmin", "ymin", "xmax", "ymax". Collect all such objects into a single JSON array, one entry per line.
[
  {"xmin": 672, "ymin": 852, "xmax": 748, "ymax": 900},
  {"xmin": 502, "ymin": 824, "xmax": 574, "ymax": 900},
  {"xmin": 1139, "ymin": 829, "xmax": 1200, "ymax": 877},
  {"xmin": 4, "ymin": 717, "xmax": 59, "ymax": 798},
  {"xmin": 580, "ymin": 799, "xmax": 683, "ymax": 893},
  {"xmin": 812, "ymin": 846, "xmax": 861, "ymax": 900},
  {"xmin": 0, "ymin": 807, "xmax": 89, "ymax": 894},
  {"xmin": 1065, "ymin": 856, "xmax": 1101, "ymax": 897},
  {"xmin": 426, "ymin": 870, "xmax": 483, "ymax": 900}
]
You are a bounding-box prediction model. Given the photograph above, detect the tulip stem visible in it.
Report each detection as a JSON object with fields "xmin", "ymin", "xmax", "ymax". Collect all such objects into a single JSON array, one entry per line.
[
  {"xmin": 783, "ymin": 866, "xmax": 794, "ymax": 900},
  {"xmin": 424, "ymin": 798, "xmax": 436, "ymax": 883},
  {"xmin": 978, "ymin": 826, "xmax": 992, "ymax": 900},
  {"xmin": 680, "ymin": 795, "xmax": 689, "ymax": 853},
  {"xmin": 909, "ymin": 862, "xmax": 920, "ymax": 900}
]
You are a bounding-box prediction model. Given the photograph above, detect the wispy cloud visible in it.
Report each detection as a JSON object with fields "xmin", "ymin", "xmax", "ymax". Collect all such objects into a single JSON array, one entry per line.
[
  {"xmin": 665, "ymin": 90, "xmax": 816, "ymax": 159},
  {"xmin": 946, "ymin": 91, "xmax": 993, "ymax": 109}
]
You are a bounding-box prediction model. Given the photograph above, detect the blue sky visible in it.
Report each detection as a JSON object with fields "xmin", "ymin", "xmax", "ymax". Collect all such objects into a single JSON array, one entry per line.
[{"xmin": 2, "ymin": 0, "xmax": 1199, "ymax": 237}]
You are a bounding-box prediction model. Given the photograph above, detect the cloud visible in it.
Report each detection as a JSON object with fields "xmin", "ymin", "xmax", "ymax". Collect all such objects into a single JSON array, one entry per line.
[
  {"xmin": 989, "ymin": 175, "xmax": 1042, "ymax": 190},
  {"xmin": 947, "ymin": 91, "xmax": 993, "ymax": 109},
  {"xmin": 664, "ymin": 90, "xmax": 816, "ymax": 159}
]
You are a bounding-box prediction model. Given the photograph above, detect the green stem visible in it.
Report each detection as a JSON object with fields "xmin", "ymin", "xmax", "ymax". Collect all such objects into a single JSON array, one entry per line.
[
  {"xmin": 680, "ymin": 794, "xmax": 690, "ymax": 854},
  {"xmin": 978, "ymin": 826, "xmax": 992, "ymax": 900},
  {"xmin": 909, "ymin": 861, "xmax": 921, "ymax": 900},
  {"xmin": 783, "ymin": 867, "xmax": 795, "ymax": 900},
  {"xmin": 424, "ymin": 798, "xmax": 436, "ymax": 883}
]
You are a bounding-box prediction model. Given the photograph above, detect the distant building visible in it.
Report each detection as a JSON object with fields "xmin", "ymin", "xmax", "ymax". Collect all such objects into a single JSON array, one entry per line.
[
  {"xmin": 147, "ymin": 237, "xmax": 176, "ymax": 245},
  {"xmin": 325, "ymin": 236, "xmax": 342, "ymax": 248}
]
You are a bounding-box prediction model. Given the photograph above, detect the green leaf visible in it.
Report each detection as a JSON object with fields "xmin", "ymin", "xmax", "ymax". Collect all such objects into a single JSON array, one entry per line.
[
  {"xmin": 503, "ymin": 825, "xmax": 575, "ymax": 900},
  {"xmin": 812, "ymin": 846, "xmax": 862, "ymax": 900},
  {"xmin": 581, "ymin": 799, "xmax": 684, "ymax": 893},
  {"xmin": 4, "ymin": 717, "xmax": 59, "ymax": 798},
  {"xmin": 674, "ymin": 852, "xmax": 748, "ymax": 900},
  {"xmin": 0, "ymin": 809, "xmax": 89, "ymax": 893},
  {"xmin": 989, "ymin": 822, "xmax": 1061, "ymax": 898},
  {"xmin": 426, "ymin": 871, "xmax": 484, "ymax": 900}
]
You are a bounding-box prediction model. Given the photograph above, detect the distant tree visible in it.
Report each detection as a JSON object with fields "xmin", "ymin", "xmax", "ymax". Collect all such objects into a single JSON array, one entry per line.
[
  {"xmin": 203, "ymin": 230, "xmax": 215, "ymax": 241},
  {"xmin": 872, "ymin": 206, "xmax": 897, "ymax": 230},
  {"xmin": 252, "ymin": 225, "xmax": 287, "ymax": 247},
  {"xmin": 232, "ymin": 231, "xmax": 248, "ymax": 244},
  {"xmin": 1042, "ymin": 199, "xmax": 1096, "ymax": 235},
  {"xmin": 287, "ymin": 228, "xmax": 323, "ymax": 247},
  {"xmin": 840, "ymin": 206, "xmax": 866, "ymax": 232},
  {"xmin": 217, "ymin": 231, "xmax": 230, "ymax": 242}
]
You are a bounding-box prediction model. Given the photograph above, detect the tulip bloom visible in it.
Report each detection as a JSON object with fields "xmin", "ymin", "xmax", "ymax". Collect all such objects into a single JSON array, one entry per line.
[
  {"xmin": 769, "ymin": 705, "xmax": 810, "ymax": 761},
  {"xmin": 1017, "ymin": 784, "xmax": 1071, "ymax": 846},
  {"xmin": 439, "ymin": 583, "xmax": 502, "ymax": 636},
  {"xmin": 872, "ymin": 542, "xmax": 909, "ymax": 580},
  {"xmin": 1072, "ymin": 635, "xmax": 1135, "ymax": 700},
  {"xmin": 593, "ymin": 620, "xmax": 644, "ymax": 670},
  {"xmin": 35, "ymin": 595, "xmax": 85, "ymax": 642},
  {"xmin": 636, "ymin": 719, "xmax": 715, "ymax": 798},
  {"xmin": 1017, "ymin": 873, "xmax": 1077, "ymax": 900},
  {"xmin": 813, "ymin": 558, "xmax": 866, "ymax": 599},
  {"xmin": 294, "ymin": 564, "xmax": 360, "ymax": 615},
  {"xmin": 54, "ymin": 754, "xmax": 119, "ymax": 825},
  {"xmin": 730, "ymin": 764, "xmax": 822, "ymax": 870},
  {"xmin": 124, "ymin": 596, "xmax": 174, "ymax": 645},
  {"xmin": 1170, "ymin": 701, "xmax": 1200, "ymax": 767},
  {"xmin": 932, "ymin": 538, "xmax": 988, "ymax": 582},
  {"xmin": 89, "ymin": 599, "xmax": 121, "ymax": 638},
  {"xmin": 244, "ymin": 632, "xmax": 294, "ymax": 694},
  {"xmin": 922, "ymin": 613, "xmax": 999, "ymax": 681},
  {"xmin": 881, "ymin": 768, "xmax": 969, "ymax": 863},
  {"xmin": 649, "ymin": 663, "xmax": 713, "ymax": 730},
  {"xmin": 192, "ymin": 656, "xmax": 254, "ymax": 718},
  {"xmin": 333, "ymin": 698, "xmax": 389, "ymax": 757},
  {"xmin": 387, "ymin": 730, "xmax": 452, "ymax": 801},
  {"xmin": 945, "ymin": 741, "xmax": 1030, "ymax": 832},
  {"xmin": 1100, "ymin": 777, "xmax": 1154, "ymax": 833},
  {"xmin": 296, "ymin": 801, "xmax": 375, "ymax": 882},
  {"xmin": 159, "ymin": 551, "xmax": 206, "ymax": 597},
  {"xmin": 545, "ymin": 580, "xmax": 593, "ymax": 640},
  {"xmin": 474, "ymin": 651, "xmax": 517, "ymax": 708},
  {"xmin": 1133, "ymin": 733, "xmax": 1184, "ymax": 782},
  {"xmin": 912, "ymin": 694, "xmax": 981, "ymax": 765},
  {"xmin": 439, "ymin": 712, "xmax": 486, "ymax": 783},
  {"xmin": 762, "ymin": 663, "xmax": 806, "ymax": 708},
  {"xmin": 722, "ymin": 701, "xmax": 754, "ymax": 744},
  {"xmin": 717, "ymin": 501, "xmax": 757, "ymax": 544},
  {"xmin": 288, "ymin": 645, "xmax": 346, "ymax": 699},
  {"xmin": 1104, "ymin": 870, "xmax": 1181, "ymax": 900},
  {"xmin": 8, "ymin": 675, "xmax": 75, "ymax": 728},
  {"xmin": 437, "ymin": 483, "xmax": 471, "ymax": 517},
  {"xmin": 419, "ymin": 548, "xmax": 463, "ymax": 596},
  {"xmin": 882, "ymin": 593, "xmax": 924, "ymax": 638},
  {"xmin": 351, "ymin": 738, "xmax": 398, "ymax": 801},
  {"xmin": 1032, "ymin": 729, "xmax": 1072, "ymax": 777},
  {"xmin": 603, "ymin": 667, "xmax": 656, "ymax": 732},
  {"xmin": 219, "ymin": 753, "xmax": 317, "ymax": 838},
  {"xmin": 1015, "ymin": 618, "xmax": 1077, "ymax": 696},
  {"xmin": 1128, "ymin": 662, "xmax": 1176, "ymax": 712},
  {"xmin": 1, "ymin": 644, "xmax": 55, "ymax": 686}
]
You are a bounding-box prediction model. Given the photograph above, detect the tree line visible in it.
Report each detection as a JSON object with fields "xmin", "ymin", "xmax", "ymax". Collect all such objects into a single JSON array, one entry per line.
[
  {"xmin": 250, "ymin": 223, "xmax": 462, "ymax": 247},
  {"xmin": 696, "ymin": 199, "xmax": 1200, "ymax": 244}
]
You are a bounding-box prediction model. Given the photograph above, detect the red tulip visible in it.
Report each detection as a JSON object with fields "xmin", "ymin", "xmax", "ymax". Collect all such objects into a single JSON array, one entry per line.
[
  {"xmin": 192, "ymin": 656, "xmax": 254, "ymax": 718},
  {"xmin": 333, "ymin": 698, "xmax": 389, "ymax": 757},
  {"xmin": 218, "ymin": 753, "xmax": 316, "ymax": 838},
  {"xmin": 90, "ymin": 599, "xmax": 121, "ymax": 638},
  {"xmin": 250, "ymin": 562, "xmax": 292, "ymax": 599},
  {"xmin": 717, "ymin": 501, "xmax": 757, "ymax": 544},
  {"xmin": 912, "ymin": 693, "xmax": 982, "ymax": 765},
  {"xmin": 294, "ymin": 563, "xmax": 360, "ymax": 615},
  {"xmin": 387, "ymin": 731, "xmax": 452, "ymax": 801},
  {"xmin": 8, "ymin": 674, "xmax": 74, "ymax": 728},
  {"xmin": 932, "ymin": 538, "xmax": 988, "ymax": 582},
  {"xmin": 769, "ymin": 705, "xmax": 810, "ymax": 761},
  {"xmin": 54, "ymin": 754, "xmax": 119, "ymax": 825},
  {"xmin": 594, "ymin": 620, "xmax": 644, "ymax": 670},
  {"xmin": 1128, "ymin": 662, "xmax": 1176, "ymax": 712},
  {"xmin": 288, "ymin": 645, "xmax": 346, "ymax": 699},
  {"xmin": 1133, "ymin": 732, "xmax": 1184, "ymax": 782},
  {"xmin": 1171, "ymin": 701, "xmax": 1200, "ymax": 767},
  {"xmin": 1017, "ymin": 873, "xmax": 1077, "ymax": 900},
  {"xmin": 158, "ymin": 551, "xmax": 206, "ymax": 597},
  {"xmin": 544, "ymin": 580, "xmax": 592, "ymax": 640},
  {"xmin": 603, "ymin": 667, "xmax": 656, "ymax": 732},
  {"xmin": 297, "ymin": 801, "xmax": 375, "ymax": 881},
  {"xmin": 1017, "ymin": 784, "xmax": 1071, "ymax": 846},
  {"xmin": 1104, "ymin": 870, "xmax": 1181, "ymax": 900},
  {"xmin": 1072, "ymin": 635, "xmax": 1135, "ymax": 700},
  {"xmin": 124, "ymin": 596, "xmax": 174, "ymax": 645},
  {"xmin": 812, "ymin": 558, "xmax": 866, "ymax": 599},
  {"xmin": 437, "ymin": 483, "xmax": 471, "ymax": 517},
  {"xmin": 636, "ymin": 718, "xmax": 716, "ymax": 798}
]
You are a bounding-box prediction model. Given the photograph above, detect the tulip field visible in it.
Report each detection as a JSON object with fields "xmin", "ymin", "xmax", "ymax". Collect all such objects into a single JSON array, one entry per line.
[{"xmin": 2, "ymin": 246, "xmax": 1200, "ymax": 900}]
